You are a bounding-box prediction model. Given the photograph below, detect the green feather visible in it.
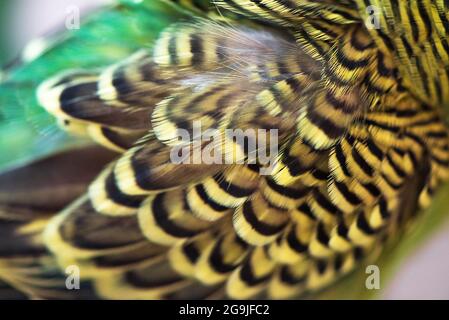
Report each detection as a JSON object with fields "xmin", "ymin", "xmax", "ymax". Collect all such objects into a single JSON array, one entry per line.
[{"xmin": 0, "ymin": 0, "xmax": 187, "ymax": 171}]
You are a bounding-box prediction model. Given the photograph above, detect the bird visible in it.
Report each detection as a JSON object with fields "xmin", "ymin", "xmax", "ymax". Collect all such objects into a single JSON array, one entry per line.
[{"xmin": 0, "ymin": 0, "xmax": 448, "ymax": 299}]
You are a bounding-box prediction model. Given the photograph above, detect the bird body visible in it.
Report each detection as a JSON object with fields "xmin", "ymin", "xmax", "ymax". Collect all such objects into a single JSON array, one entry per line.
[{"xmin": 0, "ymin": 0, "xmax": 448, "ymax": 299}]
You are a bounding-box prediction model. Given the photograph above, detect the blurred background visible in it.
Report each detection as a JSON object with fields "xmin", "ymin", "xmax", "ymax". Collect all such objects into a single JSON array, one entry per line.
[
  {"xmin": 0, "ymin": 0, "xmax": 448, "ymax": 300},
  {"xmin": 0, "ymin": 0, "xmax": 112, "ymax": 63}
]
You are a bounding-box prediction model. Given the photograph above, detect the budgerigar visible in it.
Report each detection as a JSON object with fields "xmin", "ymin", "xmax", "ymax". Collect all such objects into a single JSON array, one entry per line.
[{"xmin": 0, "ymin": 0, "xmax": 449, "ymax": 300}]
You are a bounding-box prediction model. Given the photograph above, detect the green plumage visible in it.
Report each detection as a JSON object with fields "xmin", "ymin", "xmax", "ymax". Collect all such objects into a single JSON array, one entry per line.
[{"xmin": 0, "ymin": 0, "xmax": 186, "ymax": 171}]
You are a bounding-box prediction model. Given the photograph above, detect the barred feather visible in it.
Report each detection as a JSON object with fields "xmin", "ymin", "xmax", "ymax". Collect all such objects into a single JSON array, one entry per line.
[{"xmin": 1, "ymin": 0, "xmax": 449, "ymax": 300}]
